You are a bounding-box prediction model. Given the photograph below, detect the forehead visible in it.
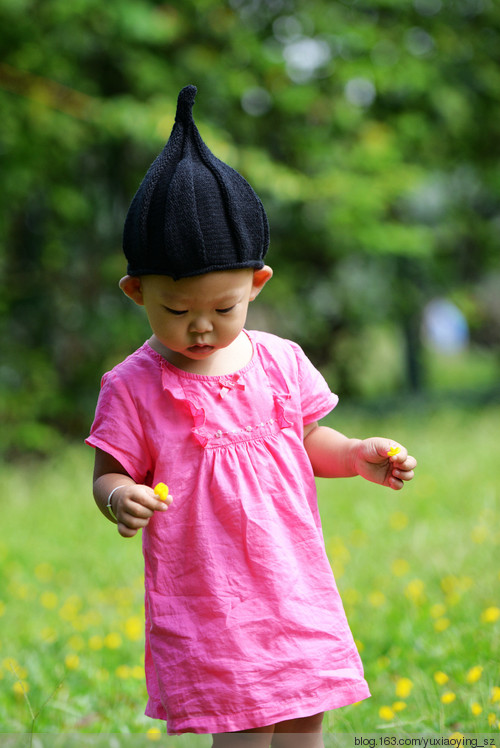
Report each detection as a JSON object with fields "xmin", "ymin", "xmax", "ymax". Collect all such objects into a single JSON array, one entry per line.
[{"xmin": 143, "ymin": 269, "xmax": 253, "ymax": 302}]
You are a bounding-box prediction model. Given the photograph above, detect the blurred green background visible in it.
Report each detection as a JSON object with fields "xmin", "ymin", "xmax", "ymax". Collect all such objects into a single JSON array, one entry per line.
[{"xmin": 1, "ymin": 0, "xmax": 500, "ymax": 455}]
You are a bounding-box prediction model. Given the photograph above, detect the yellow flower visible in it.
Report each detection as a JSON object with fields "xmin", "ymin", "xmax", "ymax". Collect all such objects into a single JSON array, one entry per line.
[
  {"xmin": 40, "ymin": 591, "xmax": 58, "ymax": 610},
  {"xmin": 387, "ymin": 446, "xmax": 401, "ymax": 457},
  {"xmin": 379, "ymin": 705, "xmax": 395, "ymax": 720},
  {"xmin": 441, "ymin": 576, "xmax": 456, "ymax": 595},
  {"xmin": 39, "ymin": 626, "xmax": 57, "ymax": 644},
  {"xmin": 114, "ymin": 587, "xmax": 134, "ymax": 607},
  {"xmin": 471, "ymin": 525, "xmax": 489, "ymax": 543},
  {"xmin": 471, "ymin": 702, "xmax": 482, "ymax": 716},
  {"xmin": 434, "ymin": 617, "xmax": 450, "ymax": 632},
  {"xmin": 441, "ymin": 691, "xmax": 456, "ymax": 704},
  {"xmin": 327, "ymin": 536, "xmax": 351, "ymax": 563},
  {"xmin": 391, "ymin": 559, "xmax": 410, "ymax": 577},
  {"xmin": 67, "ymin": 635, "xmax": 85, "ymax": 652},
  {"xmin": 104, "ymin": 632, "xmax": 122, "ymax": 649},
  {"xmin": 132, "ymin": 665, "xmax": 144, "ymax": 680},
  {"xmin": 434, "ymin": 671, "xmax": 449, "ymax": 685},
  {"xmin": 491, "ymin": 686, "xmax": 500, "ymax": 703},
  {"xmin": 34, "ymin": 562, "xmax": 54, "ymax": 582},
  {"xmin": 116, "ymin": 665, "xmax": 132, "ymax": 679},
  {"xmin": 5, "ymin": 660, "xmax": 28, "ymax": 680},
  {"xmin": 125, "ymin": 616, "xmax": 143, "ymax": 641},
  {"xmin": 466, "ymin": 666, "xmax": 483, "ymax": 684},
  {"xmin": 405, "ymin": 578, "xmax": 426, "ymax": 604},
  {"xmin": 147, "ymin": 727, "xmax": 162, "ymax": 741},
  {"xmin": 392, "ymin": 701, "xmax": 407, "ymax": 712},
  {"xmin": 13, "ymin": 680, "xmax": 29, "ymax": 697},
  {"xmin": 12, "ymin": 583, "xmax": 29, "ymax": 600},
  {"xmin": 488, "ymin": 712, "xmax": 497, "ymax": 727},
  {"xmin": 65, "ymin": 654, "xmax": 79, "ymax": 670},
  {"xmin": 88, "ymin": 635, "xmax": 104, "ymax": 651},
  {"xmin": 343, "ymin": 588, "xmax": 360, "ymax": 607},
  {"xmin": 332, "ymin": 560, "xmax": 345, "ymax": 578},
  {"xmin": 369, "ymin": 591, "xmax": 386, "ymax": 607},
  {"xmin": 395, "ymin": 677, "xmax": 413, "ymax": 699},
  {"xmin": 481, "ymin": 606, "xmax": 500, "ymax": 624},
  {"xmin": 154, "ymin": 483, "xmax": 169, "ymax": 501},
  {"xmin": 390, "ymin": 511, "xmax": 409, "ymax": 531},
  {"xmin": 350, "ymin": 529, "xmax": 368, "ymax": 547},
  {"xmin": 430, "ymin": 603, "xmax": 447, "ymax": 619},
  {"xmin": 3, "ymin": 657, "xmax": 20, "ymax": 674},
  {"xmin": 59, "ymin": 595, "xmax": 83, "ymax": 622}
]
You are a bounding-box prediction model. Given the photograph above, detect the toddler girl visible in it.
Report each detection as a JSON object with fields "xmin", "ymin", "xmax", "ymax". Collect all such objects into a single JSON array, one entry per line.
[{"xmin": 86, "ymin": 86, "xmax": 416, "ymax": 748}]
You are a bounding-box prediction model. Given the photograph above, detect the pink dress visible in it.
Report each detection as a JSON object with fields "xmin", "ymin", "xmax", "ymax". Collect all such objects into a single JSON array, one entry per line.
[{"xmin": 86, "ymin": 330, "xmax": 370, "ymax": 734}]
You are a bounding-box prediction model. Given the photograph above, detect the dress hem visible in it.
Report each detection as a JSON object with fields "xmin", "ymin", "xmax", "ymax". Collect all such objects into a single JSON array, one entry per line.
[{"xmin": 145, "ymin": 684, "xmax": 371, "ymax": 735}]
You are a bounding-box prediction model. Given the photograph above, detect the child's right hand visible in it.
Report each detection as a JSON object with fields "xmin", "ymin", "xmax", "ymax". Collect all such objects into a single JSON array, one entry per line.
[{"xmin": 111, "ymin": 484, "xmax": 173, "ymax": 538}]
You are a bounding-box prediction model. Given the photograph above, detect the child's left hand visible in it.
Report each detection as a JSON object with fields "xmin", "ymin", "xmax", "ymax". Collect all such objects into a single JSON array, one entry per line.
[{"xmin": 354, "ymin": 438, "xmax": 417, "ymax": 490}]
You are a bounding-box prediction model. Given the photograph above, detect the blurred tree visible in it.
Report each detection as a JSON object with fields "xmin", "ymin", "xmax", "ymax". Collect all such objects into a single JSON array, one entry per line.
[{"xmin": 1, "ymin": 0, "xmax": 499, "ymax": 452}]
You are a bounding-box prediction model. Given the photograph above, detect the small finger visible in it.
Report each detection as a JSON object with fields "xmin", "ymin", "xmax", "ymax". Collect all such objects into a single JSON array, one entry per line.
[
  {"xmin": 156, "ymin": 492, "xmax": 173, "ymax": 510},
  {"xmin": 131, "ymin": 491, "xmax": 160, "ymax": 510},
  {"xmin": 390, "ymin": 449, "xmax": 409, "ymax": 464},
  {"xmin": 155, "ymin": 501, "xmax": 170, "ymax": 512},
  {"xmin": 122, "ymin": 500, "xmax": 154, "ymax": 520},
  {"xmin": 402, "ymin": 455, "xmax": 417, "ymax": 470},
  {"xmin": 122, "ymin": 514, "xmax": 152, "ymax": 530},
  {"xmin": 118, "ymin": 523, "xmax": 139, "ymax": 538},
  {"xmin": 392, "ymin": 468, "xmax": 414, "ymax": 482}
]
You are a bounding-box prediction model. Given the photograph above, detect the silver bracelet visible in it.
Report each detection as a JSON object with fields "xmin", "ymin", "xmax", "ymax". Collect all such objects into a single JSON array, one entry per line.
[{"xmin": 106, "ymin": 485, "xmax": 127, "ymax": 522}]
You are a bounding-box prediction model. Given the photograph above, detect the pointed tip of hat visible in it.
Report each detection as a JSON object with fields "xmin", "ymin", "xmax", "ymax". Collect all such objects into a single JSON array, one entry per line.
[{"xmin": 175, "ymin": 85, "xmax": 197, "ymax": 124}]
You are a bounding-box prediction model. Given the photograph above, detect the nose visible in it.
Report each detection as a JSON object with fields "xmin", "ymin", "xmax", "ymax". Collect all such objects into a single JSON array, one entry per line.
[{"xmin": 188, "ymin": 314, "xmax": 213, "ymax": 334}]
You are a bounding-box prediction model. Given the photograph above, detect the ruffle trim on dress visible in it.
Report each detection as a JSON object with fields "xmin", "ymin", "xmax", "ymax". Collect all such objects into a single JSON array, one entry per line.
[
  {"xmin": 161, "ymin": 365, "xmax": 209, "ymax": 446},
  {"xmin": 158, "ymin": 338, "xmax": 296, "ymax": 449},
  {"xmin": 255, "ymin": 340, "xmax": 295, "ymax": 431}
]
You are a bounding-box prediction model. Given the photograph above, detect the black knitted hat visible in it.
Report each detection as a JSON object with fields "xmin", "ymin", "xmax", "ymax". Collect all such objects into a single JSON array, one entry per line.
[{"xmin": 123, "ymin": 85, "xmax": 269, "ymax": 280}]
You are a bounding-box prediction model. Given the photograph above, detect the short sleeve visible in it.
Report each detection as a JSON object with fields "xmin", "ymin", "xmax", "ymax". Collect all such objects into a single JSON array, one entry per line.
[
  {"xmin": 85, "ymin": 370, "xmax": 153, "ymax": 484},
  {"xmin": 291, "ymin": 343, "xmax": 339, "ymax": 425}
]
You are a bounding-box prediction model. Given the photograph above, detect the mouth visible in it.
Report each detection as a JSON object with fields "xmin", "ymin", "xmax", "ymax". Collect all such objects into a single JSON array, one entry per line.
[{"xmin": 187, "ymin": 344, "xmax": 215, "ymax": 356}]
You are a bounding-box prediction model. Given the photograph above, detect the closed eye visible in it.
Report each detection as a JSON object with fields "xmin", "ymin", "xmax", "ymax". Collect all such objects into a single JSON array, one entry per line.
[
  {"xmin": 165, "ymin": 307, "xmax": 187, "ymax": 316},
  {"xmin": 216, "ymin": 306, "xmax": 235, "ymax": 314}
]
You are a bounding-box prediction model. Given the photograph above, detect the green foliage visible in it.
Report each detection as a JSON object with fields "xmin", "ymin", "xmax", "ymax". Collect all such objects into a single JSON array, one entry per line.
[
  {"xmin": 1, "ymin": 0, "xmax": 500, "ymax": 450},
  {"xmin": 1, "ymin": 406, "xmax": 499, "ymax": 737}
]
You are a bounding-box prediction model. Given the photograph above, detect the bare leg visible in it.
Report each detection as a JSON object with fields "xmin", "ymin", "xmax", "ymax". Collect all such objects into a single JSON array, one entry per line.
[
  {"xmin": 271, "ymin": 712, "xmax": 325, "ymax": 748},
  {"xmin": 212, "ymin": 723, "xmax": 275, "ymax": 748}
]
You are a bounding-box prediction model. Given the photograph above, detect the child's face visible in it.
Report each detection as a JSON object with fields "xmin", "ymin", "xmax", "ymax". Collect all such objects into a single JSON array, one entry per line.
[{"xmin": 121, "ymin": 267, "xmax": 272, "ymax": 368}]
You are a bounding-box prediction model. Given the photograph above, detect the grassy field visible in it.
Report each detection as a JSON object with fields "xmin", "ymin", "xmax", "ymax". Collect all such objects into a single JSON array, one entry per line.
[{"xmin": 1, "ymin": 402, "xmax": 499, "ymax": 745}]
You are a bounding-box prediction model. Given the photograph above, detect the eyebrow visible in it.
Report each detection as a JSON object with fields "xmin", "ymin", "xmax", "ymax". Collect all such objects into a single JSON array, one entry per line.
[
  {"xmin": 162, "ymin": 292, "xmax": 243, "ymax": 306},
  {"xmin": 214, "ymin": 294, "xmax": 241, "ymax": 306}
]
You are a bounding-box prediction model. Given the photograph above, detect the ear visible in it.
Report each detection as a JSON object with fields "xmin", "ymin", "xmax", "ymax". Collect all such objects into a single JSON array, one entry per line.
[
  {"xmin": 119, "ymin": 275, "xmax": 144, "ymax": 306},
  {"xmin": 250, "ymin": 265, "xmax": 273, "ymax": 301}
]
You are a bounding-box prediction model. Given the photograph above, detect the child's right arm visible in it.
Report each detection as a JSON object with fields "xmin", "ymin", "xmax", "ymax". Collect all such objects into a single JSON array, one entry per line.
[{"xmin": 92, "ymin": 448, "xmax": 171, "ymax": 538}]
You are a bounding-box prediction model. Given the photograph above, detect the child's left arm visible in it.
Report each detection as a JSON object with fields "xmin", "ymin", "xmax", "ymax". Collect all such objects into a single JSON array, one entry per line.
[{"xmin": 303, "ymin": 423, "xmax": 417, "ymax": 491}]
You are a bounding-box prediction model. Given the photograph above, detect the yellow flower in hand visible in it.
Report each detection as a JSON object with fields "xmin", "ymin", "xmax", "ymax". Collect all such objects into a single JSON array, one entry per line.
[
  {"xmin": 154, "ymin": 483, "xmax": 169, "ymax": 501},
  {"xmin": 387, "ymin": 445, "xmax": 401, "ymax": 457}
]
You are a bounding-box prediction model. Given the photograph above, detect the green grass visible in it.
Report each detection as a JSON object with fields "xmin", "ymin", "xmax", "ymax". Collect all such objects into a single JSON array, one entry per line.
[
  {"xmin": 319, "ymin": 404, "xmax": 500, "ymax": 736},
  {"xmin": 0, "ymin": 404, "xmax": 499, "ymax": 744}
]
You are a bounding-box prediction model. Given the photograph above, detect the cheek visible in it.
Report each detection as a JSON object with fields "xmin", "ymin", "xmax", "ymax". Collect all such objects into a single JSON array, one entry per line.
[
  {"xmin": 224, "ymin": 313, "xmax": 246, "ymax": 338},
  {"xmin": 148, "ymin": 311, "xmax": 178, "ymax": 337}
]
